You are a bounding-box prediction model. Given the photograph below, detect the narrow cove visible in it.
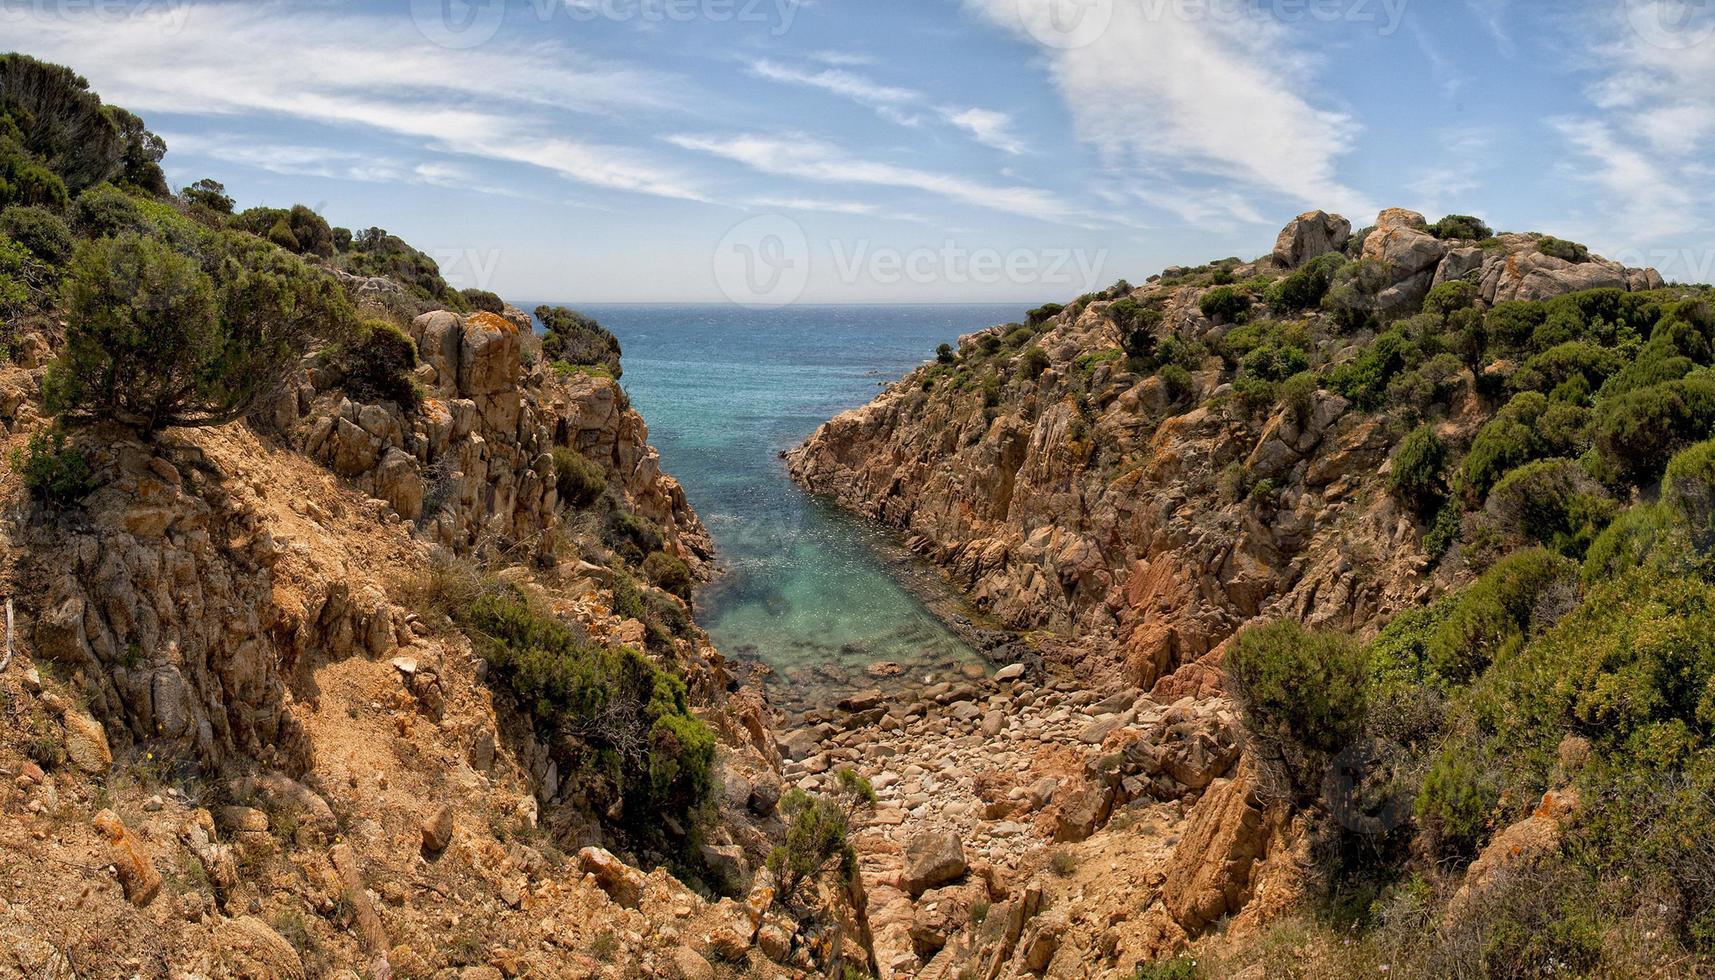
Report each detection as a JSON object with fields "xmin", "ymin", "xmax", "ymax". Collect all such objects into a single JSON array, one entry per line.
[{"xmin": 553, "ymin": 303, "xmax": 1025, "ymax": 701}]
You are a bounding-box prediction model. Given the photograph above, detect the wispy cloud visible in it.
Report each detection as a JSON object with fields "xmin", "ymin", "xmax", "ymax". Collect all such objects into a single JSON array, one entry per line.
[
  {"xmin": 1406, "ymin": 127, "xmax": 1492, "ymax": 214},
  {"xmin": 963, "ymin": 0, "xmax": 1374, "ymax": 224},
  {"xmin": 0, "ymin": 3, "xmax": 710, "ymax": 203},
  {"xmin": 668, "ymin": 133, "xmax": 1069, "ymax": 220},
  {"xmin": 1550, "ymin": 2, "xmax": 1715, "ymax": 248},
  {"xmin": 745, "ymin": 57, "xmax": 1027, "ymax": 153},
  {"xmin": 1466, "ymin": 0, "xmax": 1514, "ymax": 56}
]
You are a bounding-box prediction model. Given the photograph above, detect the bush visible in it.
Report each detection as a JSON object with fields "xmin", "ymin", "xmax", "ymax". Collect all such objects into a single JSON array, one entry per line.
[
  {"xmin": 1026, "ymin": 302, "xmax": 1064, "ymax": 326},
  {"xmin": 1595, "ymin": 376, "xmax": 1715, "ymax": 483},
  {"xmin": 1428, "ymin": 214, "xmax": 1494, "ymax": 241},
  {"xmin": 606, "ymin": 509, "xmax": 664, "ymax": 563},
  {"xmin": 1486, "ymin": 458, "xmax": 1617, "ymax": 558},
  {"xmin": 642, "ymin": 550, "xmax": 692, "ymax": 601},
  {"xmin": 1276, "ymin": 371, "xmax": 1319, "ymax": 425},
  {"xmin": 1422, "ymin": 280, "xmax": 1478, "ymax": 318},
  {"xmin": 342, "ymin": 320, "xmax": 418, "ymax": 407},
  {"xmin": 1199, "ymin": 285, "xmax": 1249, "ymax": 324},
  {"xmin": 1227, "ymin": 620, "xmax": 1369, "ymax": 801},
  {"xmin": 0, "ymin": 205, "xmax": 72, "ymax": 266},
  {"xmin": 552, "ymin": 446, "xmax": 606, "ymax": 508},
  {"xmin": 1415, "ymin": 749, "xmax": 1497, "ymax": 860},
  {"xmin": 45, "ymin": 232, "xmax": 355, "ymax": 433},
  {"xmin": 11, "ymin": 428, "xmax": 94, "ymax": 508},
  {"xmin": 1663, "ymin": 438, "xmax": 1715, "ymax": 551},
  {"xmin": 766, "ymin": 771, "xmax": 873, "ymax": 907},
  {"xmin": 180, "ymin": 178, "xmax": 233, "ymax": 214},
  {"xmin": 340, "ymin": 226, "xmax": 462, "ymax": 307},
  {"xmin": 1388, "ymin": 425, "xmax": 1446, "ymax": 514},
  {"xmin": 1536, "ymin": 236, "xmax": 1589, "ymax": 263},
  {"xmin": 1425, "ymin": 547, "xmax": 1576, "ymax": 681},
  {"xmin": 461, "ymin": 288, "xmax": 504, "ymax": 314},
  {"xmin": 1266, "ymin": 252, "xmax": 1342, "ymax": 313},
  {"xmin": 537, "ymin": 305, "xmax": 622, "ymax": 379},
  {"xmin": 70, "ymin": 183, "xmax": 144, "ymax": 238},
  {"xmin": 0, "ymin": 54, "xmax": 157, "ymax": 196},
  {"xmin": 463, "ymin": 586, "xmax": 713, "ymax": 834},
  {"xmin": 0, "ymin": 235, "xmax": 30, "ymax": 313},
  {"xmin": 1019, "ymin": 346, "xmax": 1051, "ymax": 380}
]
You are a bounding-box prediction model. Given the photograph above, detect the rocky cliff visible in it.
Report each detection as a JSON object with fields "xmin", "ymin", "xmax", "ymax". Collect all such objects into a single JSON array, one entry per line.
[
  {"xmin": 0, "ymin": 295, "xmax": 852, "ymax": 977},
  {"xmin": 789, "ymin": 208, "xmax": 1666, "ymax": 691}
]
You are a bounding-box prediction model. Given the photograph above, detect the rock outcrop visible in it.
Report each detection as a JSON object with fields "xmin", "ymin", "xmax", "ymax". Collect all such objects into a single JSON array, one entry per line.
[{"xmin": 788, "ymin": 208, "xmax": 1665, "ymax": 690}]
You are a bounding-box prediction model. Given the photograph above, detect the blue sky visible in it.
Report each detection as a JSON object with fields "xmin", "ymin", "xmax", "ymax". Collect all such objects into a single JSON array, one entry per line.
[{"xmin": 4, "ymin": 0, "xmax": 1714, "ymax": 303}]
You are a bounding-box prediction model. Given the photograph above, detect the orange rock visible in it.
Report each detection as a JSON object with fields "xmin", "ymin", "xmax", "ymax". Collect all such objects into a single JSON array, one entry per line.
[{"xmin": 92, "ymin": 808, "xmax": 161, "ymax": 906}]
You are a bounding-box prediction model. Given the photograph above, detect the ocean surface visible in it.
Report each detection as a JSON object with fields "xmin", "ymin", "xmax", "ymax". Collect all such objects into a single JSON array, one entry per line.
[{"xmin": 538, "ymin": 303, "xmax": 1025, "ymax": 685}]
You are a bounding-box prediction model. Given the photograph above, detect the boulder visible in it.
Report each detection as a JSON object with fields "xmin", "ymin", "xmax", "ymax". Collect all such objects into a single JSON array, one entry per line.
[
  {"xmin": 421, "ymin": 804, "xmax": 454, "ymax": 854},
  {"xmin": 579, "ymin": 846, "xmax": 647, "ymax": 908},
  {"xmin": 93, "ymin": 809, "xmax": 161, "ymax": 906},
  {"xmin": 61, "ymin": 708, "xmax": 112, "ymax": 774},
  {"xmin": 1053, "ymin": 781, "xmax": 1115, "ymax": 843},
  {"xmin": 1161, "ymin": 767, "xmax": 1267, "ymax": 934},
  {"xmin": 667, "ymin": 948, "xmax": 716, "ymax": 980},
  {"xmin": 458, "ymin": 311, "xmax": 521, "ymax": 397},
  {"xmin": 1363, "ymin": 209, "xmax": 1446, "ymax": 313},
  {"xmin": 215, "ymin": 916, "xmax": 307, "ymax": 980},
  {"xmin": 902, "ymin": 829, "xmax": 967, "ymax": 897},
  {"xmin": 1271, "ymin": 210, "xmax": 1351, "ymax": 269},
  {"xmin": 411, "ymin": 310, "xmax": 463, "ymax": 389}
]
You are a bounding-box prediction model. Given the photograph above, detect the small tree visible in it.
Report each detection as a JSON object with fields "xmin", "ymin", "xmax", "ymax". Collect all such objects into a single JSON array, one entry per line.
[
  {"xmin": 46, "ymin": 232, "xmax": 354, "ymax": 433},
  {"xmin": 767, "ymin": 768, "xmax": 875, "ymax": 908},
  {"xmin": 1389, "ymin": 425, "xmax": 1448, "ymax": 515},
  {"xmin": 1227, "ymin": 620, "xmax": 1369, "ymax": 804},
  {"xmin": 181, "ymin": 178, "xmax": 234, "ymax": 214}
]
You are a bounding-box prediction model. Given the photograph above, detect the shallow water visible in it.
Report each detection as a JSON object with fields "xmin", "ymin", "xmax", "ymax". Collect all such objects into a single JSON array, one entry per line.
[{"xmin": 546, "ymin": 303, "xmax": 1024, "ymax": 686}]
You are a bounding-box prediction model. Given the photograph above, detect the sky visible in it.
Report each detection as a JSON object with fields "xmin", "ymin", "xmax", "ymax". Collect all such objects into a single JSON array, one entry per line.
[{"xmin": 3, "ymin": 0, "xmax": 1715, "ymax": 304}]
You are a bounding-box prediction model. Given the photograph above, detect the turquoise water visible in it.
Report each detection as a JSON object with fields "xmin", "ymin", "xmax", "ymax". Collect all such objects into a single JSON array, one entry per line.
[{"xmin": 549, "ymin": 303, "xmax": 1024, "ymax": 683}]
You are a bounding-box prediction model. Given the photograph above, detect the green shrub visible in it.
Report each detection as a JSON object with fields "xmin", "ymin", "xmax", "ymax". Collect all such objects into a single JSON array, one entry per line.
[
  {"xmin": 0, "ymin": 54, "xmax": 159, "ymax": 197},
  {"xmin": 1276, "ymin": 371, "xmax": 1319, "ymax": 425},
  {"xmin": 767, "ymin": 771, "xmax": 874, "ymax": 908},
  {"xmin": 1511, "ymin": 341, "xmax": 1624, "ymax": 399},
  {"xmin": 339, "ymin": 226, "xmax": 463, "ymax": 307},
  {"xmin": 1388, "ymin": 425, "xmax": 1446, "ymax": 514},
  {"xmin": 1133, "ymin": 956, "xmax": 1199, "ymax": 980},
  {"xmin": 0, "ymin": 205, "xmax": 72, "ymax": 266},
  {"xmin": 1322, "ymin": 258, "xmax": 1389, "ymax": 331},
  {"xmin": 1461, "ymin": 393, "xmax": 1592, "ymax": 502},
  {"xmin": 1422, "ymin": 280, "xmax": 1478, "ymax": 317},
  {"xmin": 1416, "ymin": 748, "xmax": 1497, "ymax": 860},
  {"xmin": 69, "ymin": 183, "xmax": 144, "ymax": 238},
  {"xmin": 642, "ymin": 551, "xmax": 692, "ymax": 601},
  {"xmin": 1266, "ymin": 252, "xmax": 1343, "ymax": 313},
  {"xmin": 935, "ymin": 342, "xmax": 955, "ymax": 364},
  {"xmin": 552, "ymin": 446, "xmax": 606, "ymax": 508},
  {"xmin": 537, "ymin": 305, "xmax": 622, "ymax": 379},
  {"xmin": 1595, "ymin": 376, "xmax": 1715, "ymax": 483},
  {"xmin": 1536, "ymin": 236, "xmax": 1589, "ymax": 263},
  {"xmin": 1026, "ymin": 302, "xmax": 1064, "ymax": 326},
  {"xmin": 1425, "ymin": 547, "xmax": 1576, "ymax": 681},
  {"xmin": 1198, "ymin": 285, "xmax": 1249, "ymax": 324},
  {"xmin": 463, "ymin": 586, "xmax": 712, "ymax": 834},
  {"xmin": 0, "ymin": 235, "xmax": 30, "ymax": 313},
  {"xmin": 11, "ymin": 428, "xmax": 95, "ymax": 508},
  {"xmin": 1227, "ymin": 620, "xmax": 1369, "ymax": 799},
  {"xmin": 1020, "ymin": 346, "xmax": 1050, "ymax": 380},
  {"xmin": 1581, "ymin": 502, "xmax": 1676, "ymax": 586},
  {"xmin": 341, "ymin": 320, "xmax": 418, "ymax": 408},
  {"xmin": 180, "ymin": 178, "xmax": 233, "ymax": 214},
  {"xmin": 1663, "ymin": 438, "xmax": 1715, "ymax": 551},
  {"xmin": 1486, "ymin": 458, "xmax": 1617, "ymax": 557},
  {"xmin": 1428, "ymin": 214, "xmax": 1494, "ymax": 241},
  {"xmin": 45, "ymin": 232, "xmax": 355, "ymax": 433},
  {"xmin": 1329, "ymin": 326, "xmax": 1421, "ymax": 410},
  {"xmin": 606, "ymin": 509, "xmax": 664, "ymax": 563}
]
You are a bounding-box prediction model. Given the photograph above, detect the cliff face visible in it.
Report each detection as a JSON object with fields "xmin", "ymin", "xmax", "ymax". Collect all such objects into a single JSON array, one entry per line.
[
  {"xmin": 788, "ymin": 208, "xmax": 1666, "ymax": 690},
  {"xmin": 0, "ymin": 300, "xmax": 820, "ymax": 977}
]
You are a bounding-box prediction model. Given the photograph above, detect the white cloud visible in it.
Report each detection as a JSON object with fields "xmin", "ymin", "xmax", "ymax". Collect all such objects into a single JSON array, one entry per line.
[
  {"xmin": 746, "ymin": 58, "xmax": 1027, "ymax": 153},
  {"xmin": 1552, "ymin": 2, "xmax": 1715, "ymax": 250},
  {"xmin": 0, "ymin": 2, "xmax": 709, "ymax": 203},
  {"xmin": 1466, "ymin": 0, "xmax": 1514, "ymax": 56},
  {"xmin": 667, "ymin": 133, "xmax": 1070, "ymax": 221},
  {"xmin": 963, "ymin": 0, "xmax": 1374, "ymax": 224},
  {"xmin": 944, "ymin": 108, "xmax": 1025, "ymax": 155}
]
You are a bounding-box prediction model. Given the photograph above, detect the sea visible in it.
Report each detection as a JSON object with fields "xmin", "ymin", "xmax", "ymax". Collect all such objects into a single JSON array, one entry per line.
[{"xmin": 531, "ymin": 303, "xmax": 1026, "ymax": 688}]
